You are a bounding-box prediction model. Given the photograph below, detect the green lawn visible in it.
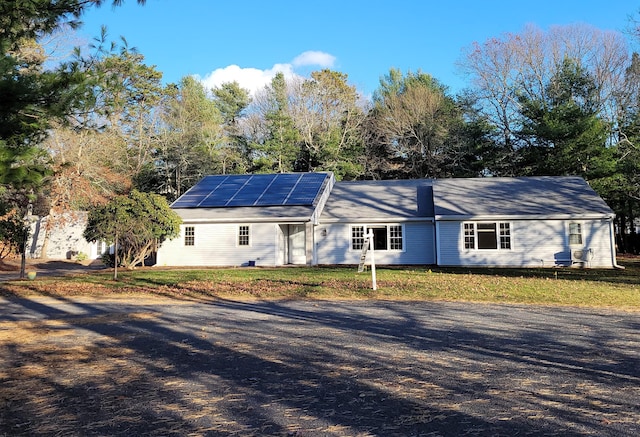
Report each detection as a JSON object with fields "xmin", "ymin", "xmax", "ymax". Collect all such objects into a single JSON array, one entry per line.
[{"xmin": 2, "ymin": 257, "xmax": 639, "ymax": 308}]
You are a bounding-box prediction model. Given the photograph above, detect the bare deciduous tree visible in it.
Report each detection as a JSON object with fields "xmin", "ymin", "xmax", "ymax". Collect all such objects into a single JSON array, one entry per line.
[{"xmin": 458, "ymin": 23, "xmax": 630, "ymax": 154}]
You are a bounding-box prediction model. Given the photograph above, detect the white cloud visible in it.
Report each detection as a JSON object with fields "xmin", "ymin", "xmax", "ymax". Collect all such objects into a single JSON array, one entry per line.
[
  {"xmin": 197, "ymin": 51, "xmax": 336, "ymax": 96},
  {"xmin": 292, "ymin": 51, "xmax": 336, "ymax": 68}
]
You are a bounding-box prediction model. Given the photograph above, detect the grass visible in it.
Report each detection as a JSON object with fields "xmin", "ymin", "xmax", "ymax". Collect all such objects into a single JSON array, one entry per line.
[{"xmin": 1, "ymin": 256, "xmax": 639, "ymax": 308}]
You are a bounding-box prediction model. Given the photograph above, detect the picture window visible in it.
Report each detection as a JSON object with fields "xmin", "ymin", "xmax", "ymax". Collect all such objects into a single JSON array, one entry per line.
[
  {"xmin": 463, "ymin": 222, "xmax": 511, "ymax": 250},
  {"xmin": 351, "ymin": 225, "xmax": 404, "ymax": 251}
]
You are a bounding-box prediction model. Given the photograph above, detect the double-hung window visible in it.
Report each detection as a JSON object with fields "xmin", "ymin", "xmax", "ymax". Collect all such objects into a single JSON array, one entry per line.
[
  {"xmin": 350, "ymin": 225, "xmax": 404, "ymax": 251},
  {"xmin": 463, "ymin": 223, "xmax": 475, "ymax": 249},
  {"xmin": 569, "ymin": 223, "xmax": 582, "ymax": 245},
  {"xmin": 389, "ymin": 225, "xmax": 403, "ymax": 250},
  {"xmin": 351, "ymin": 226, "xmax": 365, "ymax": 250},
  {"xmin": 499, "ymin": 223, "xmax": 511, "ymax": 249},
  {"xmin": 463, "ymin": 222, "xmax": 511, "ymax": 250},
  {"xmin": 238, "ymin": 225, "xmax": 250, "ymax": 246},
  {"xmin": 184, "ymin": 226, "xmax": 195, "ymax": 246}
]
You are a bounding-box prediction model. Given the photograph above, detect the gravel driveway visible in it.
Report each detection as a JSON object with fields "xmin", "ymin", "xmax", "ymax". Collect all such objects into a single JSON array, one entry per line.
[{"xmin": 0, "ymin": 297, "xmax": 638, "ymax": 436}]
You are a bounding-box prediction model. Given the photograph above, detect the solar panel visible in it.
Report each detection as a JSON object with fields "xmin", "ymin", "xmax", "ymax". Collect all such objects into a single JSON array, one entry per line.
[
  {"xmin": 226, "ymin": 174, "xmax": 275, "ymax": 206},
  {"xmin": 286, "ymin": 172, "xmax": 328, "ymax": 204},
  {"xmin": 171, "ymin": 173, "xmax": 329, "ymax": 208}
]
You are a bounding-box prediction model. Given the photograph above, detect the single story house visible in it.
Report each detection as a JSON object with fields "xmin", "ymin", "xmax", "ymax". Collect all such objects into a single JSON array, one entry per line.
[
  {"xmin": 157, "ymin": 173, "xmax": 334, "ymax": 267},
  {"xmin": 431, "ymin": 177, "xmax": 617, "ymax": 268},
  {"xmin": 156, "ymin": 173, "xmax": 619, "ymax": 268}
]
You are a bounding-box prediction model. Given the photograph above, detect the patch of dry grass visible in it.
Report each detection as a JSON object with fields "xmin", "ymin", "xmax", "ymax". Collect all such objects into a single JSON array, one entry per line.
[{"xmin": 1, "ymin": 257, "xmax": 639, "ymax": 308}]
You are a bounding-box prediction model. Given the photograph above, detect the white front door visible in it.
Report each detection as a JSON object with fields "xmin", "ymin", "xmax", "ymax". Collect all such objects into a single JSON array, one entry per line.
[{"xmin": 288, "ymin": 224, "xmax": 306, "ymax": 264}]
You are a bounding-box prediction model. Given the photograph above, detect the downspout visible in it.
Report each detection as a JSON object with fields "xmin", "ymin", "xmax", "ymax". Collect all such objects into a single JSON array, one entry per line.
[
  {"xmin": 306, "ymin": 220, "xmax": 314, "ymax": 266},
  {"xmin": 434, "ymin": 220, "xmax": 440, "ymax": 266},
  {"xmin": 609, "ymin": 217, "xmax": 625, "ymax": 270}
]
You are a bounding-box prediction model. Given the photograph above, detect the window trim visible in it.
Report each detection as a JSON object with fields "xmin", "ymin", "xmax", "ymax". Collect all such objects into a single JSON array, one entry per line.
[
  {"xmin": 499, "ymin": 222, "xmax": 511, "ymax": 250},
  {"xmin": 184, "ymin": 226, "xmax": 195, "ymax": 246},
  {"xmin": 462, "ymin": 222, "xmax": 512, "ymax": 251},
  {"xmin": 351, "ymin": 225, "xmax": 365, "ymax": 250},
  {"xmin": 568, "ymin": 222, "xmax": 583, "ymax": 246},
  {"xmin": 389, "ymin": 224, "xmax": 403, "ymax": 250},
  {"xmin": 237, "ymin": 225, "xmax": 251, "ymax": 247},
  {"xmin": 349, "ymin": 224, "xmax": 405, "ymax": 252}
]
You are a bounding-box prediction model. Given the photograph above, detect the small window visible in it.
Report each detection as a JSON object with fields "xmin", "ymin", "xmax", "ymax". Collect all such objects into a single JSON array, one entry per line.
[
  {"xmin": 389, "ymin": 225, "xmax": 403, "ymax": 250},
  {"xmin": 97, "ymin": 241, "xmax": 108, "ymax": 255},
  {"xmin": 464, "ymin": 223, "xmax": 475, "ymax": 249},
  {"xmin": 351, "ymin": 226, "xmax": 365, "ymax": 250},
  {"xmin": 238, "ymin": 225, "xmax": 250, "ymax": 246},
  {"xmin": 184, "ymin": 226, "xmax": 195, "ymax": 246},
  {"xmin": 499, "ymin": 223, "xmax": 511, "ymax": 249},
  {"xmin": 569, "ymin": 223, "xmax": 582, "ymax": 245}
]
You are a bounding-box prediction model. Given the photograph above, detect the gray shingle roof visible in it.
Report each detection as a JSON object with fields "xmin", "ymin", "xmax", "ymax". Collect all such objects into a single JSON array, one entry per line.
[
  {"xmin": 173, "ymin": 174, "xmax": 614, "ymax": 223},
  {"xmin": 432, "ymin": 176, "xmax": 614, "ymax": 219},
  {"xmin": 320, "ymin": 179, "xmax": 434, "ymax": 221}
]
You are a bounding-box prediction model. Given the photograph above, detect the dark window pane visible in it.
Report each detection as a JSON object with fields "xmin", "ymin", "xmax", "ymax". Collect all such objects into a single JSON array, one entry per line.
[
  {"xmin": 372, "ymin": 227, "xmax": 387, "ymax": 250},
  {"xmin": 477, "ymin": 223, "xmax": 497, "ymax": 249}
]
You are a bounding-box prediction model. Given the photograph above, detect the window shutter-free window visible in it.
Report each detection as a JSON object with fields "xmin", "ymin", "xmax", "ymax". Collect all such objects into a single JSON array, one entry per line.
[
  {"xmin": 370, "ymin": 226, "xmax": 388, "ymax": 250},
  {"xmin": 351, "ymin": 224, "xmax": 404, "ymax": 251},
  {"xmin": 569, "ymin": 223, "xmax": 583, "ymax": 245},
  {"xmin": 464, "ymin": 223, "xmax": 475, "ymax": 249},
  {"xmin": 499, "ymin": 223, "xmax": 511, "ymax": 249},
  {"xmin": 463, "ymin": 222, "xmax": 511, "ymax": 250},
  {"xmin": 184, "ymin": 226, "xmax": 195, "ymax": 246},
  {"xmin": 477, "ymin": 223, "xmax": 497, "ymax": 250},
  {"xmin": 351, "ymin": 226, "xmax": 365, "ymax": 250},
  {"xmin": 238, "ymin": 225, "xmax": 250, "ymax": 246},
  {"xmin": 389, "ymin": 225, "xmax": 403, "ymax": 250}
]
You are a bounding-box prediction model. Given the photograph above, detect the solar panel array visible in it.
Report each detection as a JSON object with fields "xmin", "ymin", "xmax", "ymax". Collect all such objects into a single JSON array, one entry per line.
[{"xmin": 172, "ymin": 173, "xmax": 329, "ymax": 208}]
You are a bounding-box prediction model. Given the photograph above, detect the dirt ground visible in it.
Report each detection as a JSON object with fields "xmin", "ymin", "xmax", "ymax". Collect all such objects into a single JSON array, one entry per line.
[
  {"xmin": 0, "ymin": 297, "xmax": 638, "ymax": 436},
  {"xmin": 0, "ymin": 258, "xmax": 105, "ymax": 281}
]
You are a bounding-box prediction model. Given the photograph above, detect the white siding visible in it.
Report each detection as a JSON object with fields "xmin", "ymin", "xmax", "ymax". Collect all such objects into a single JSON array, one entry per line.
[
  {"xmin": 157, "ymin": 223, "xmax": 281, "ymax": 267},
  {"xmin": 437, "ymin": 219, "xmax": 615, "ymax": 268},
  {"xmin": 27, "ymin": 213, "xmax": 97, "ymax": 260},
  {"xmin": 581, "ymin": 220, "xmax": 616, "ymax": 267},
  {"xmin": 315, "ymin": 222, "xmax": 435, "ymax": 265}
]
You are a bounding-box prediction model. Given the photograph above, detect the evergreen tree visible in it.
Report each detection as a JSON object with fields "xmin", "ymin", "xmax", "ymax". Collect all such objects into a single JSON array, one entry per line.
[
  {"xmin": 0, "ymin": 0, "xmax": 145, "ymax": 277},
  {"xmin": 253, "ymin": 73, "xmax": 300, "ymax": 173},
  {"xmin": 152, "ymin": 76, "xmax": 225, "ymax": 198},
  {"xmin": 518, "ymin": 58, "xmax": 612, "ymax": 180},
  {"xmin": 0, "ymin": 1, "xmax": 145, "ymax": 189}
]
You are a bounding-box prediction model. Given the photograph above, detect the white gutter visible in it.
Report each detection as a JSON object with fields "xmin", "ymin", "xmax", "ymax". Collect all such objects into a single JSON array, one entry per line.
[
  {"xmin": 609, "ymin": 218, "xmax": 625, "ymax": 269},
  {"xmin": 319, "ymin": 217, "xmax": 435, "ymax": 224},
  {"xmin": 434, "ymin": 221, "xmax": 440, "ymax": 266},
  {"xmin": 182, "ymin": 217, "xmax": 312, "ymax": 224},
  {"xmin": 435, "ymin": 213, "xmax": 615, "ymax": 221}
]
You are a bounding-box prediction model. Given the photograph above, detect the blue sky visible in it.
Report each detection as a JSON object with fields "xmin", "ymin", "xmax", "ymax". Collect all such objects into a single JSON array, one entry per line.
[{"xmin": 78, "ymin": 0, "xmax": 637, "ymax": 97}]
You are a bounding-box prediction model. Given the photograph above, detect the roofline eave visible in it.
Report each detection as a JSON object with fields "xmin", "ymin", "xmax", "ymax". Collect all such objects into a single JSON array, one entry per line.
[
  {"xmin": 434, "ymin": 213, "xmax": 615, "ymax": 221},
  {"xmin": 319, "ymin": 217, "xmax": 435, "ymax": 224},
  {"xmin": 179, "ymin": 217, "xmax": 313, "ymax": 224}
]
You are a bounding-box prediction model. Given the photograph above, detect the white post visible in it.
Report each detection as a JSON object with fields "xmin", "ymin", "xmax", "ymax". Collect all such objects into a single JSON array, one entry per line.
[{"xmin": 367, "ymin": 230, "xmax": 377, "ymax": 290}]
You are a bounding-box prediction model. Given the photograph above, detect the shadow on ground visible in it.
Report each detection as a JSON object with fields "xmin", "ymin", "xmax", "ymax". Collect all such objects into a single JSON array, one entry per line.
[{"xmin": 0, "ymin": 297, "xmax": 638, "ymax": 436}]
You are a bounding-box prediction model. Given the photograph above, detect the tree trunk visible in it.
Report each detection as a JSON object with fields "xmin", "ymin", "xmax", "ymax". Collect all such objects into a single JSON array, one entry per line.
[
  {"xmin": 113, "ymin": 230, "xmax": 119, "ymax": 281},
  {"xmin": 38, "ymin": 219, "xmax": 50, "ymax": 260}
]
